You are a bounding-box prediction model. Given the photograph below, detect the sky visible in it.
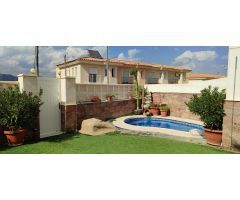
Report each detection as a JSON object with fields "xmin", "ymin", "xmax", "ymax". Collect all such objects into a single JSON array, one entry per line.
[{"xmin": 0, "ymin": 46, "xmax": 228, "ymax": 77}]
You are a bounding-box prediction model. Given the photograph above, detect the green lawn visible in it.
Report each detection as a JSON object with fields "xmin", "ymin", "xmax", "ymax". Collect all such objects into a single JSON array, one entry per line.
[{"xmin": 0, "ymin": 132, "xmax": 231, "ymax": 154}]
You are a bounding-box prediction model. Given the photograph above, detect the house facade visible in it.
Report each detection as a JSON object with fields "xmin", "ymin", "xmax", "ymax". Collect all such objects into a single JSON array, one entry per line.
[{"xmin": 56, "ymin": 50, "xmax": 191, "ymax": 85}]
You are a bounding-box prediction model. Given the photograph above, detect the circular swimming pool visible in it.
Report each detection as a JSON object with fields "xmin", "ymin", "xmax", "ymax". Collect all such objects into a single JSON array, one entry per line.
[{"xmin": 124, "ymin": 117, "xmax": 204, "ymax": 133}]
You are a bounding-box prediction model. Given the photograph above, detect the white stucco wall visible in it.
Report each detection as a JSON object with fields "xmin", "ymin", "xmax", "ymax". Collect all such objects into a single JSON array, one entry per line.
[
  {"xmin": 226, "ymin": 47, "xmax": 240, "ymax": 101},
  {"xmin": 145, "ymin": 77, "xmax": 227, "ymax": 94}
]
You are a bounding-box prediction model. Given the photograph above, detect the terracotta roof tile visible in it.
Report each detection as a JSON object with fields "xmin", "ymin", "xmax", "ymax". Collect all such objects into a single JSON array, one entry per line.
[
  {"xmin": 57, "ymin": 57, "xmax": 191, "ymax": 72},
  {"xmin": 186, "ymin": 72, "xmax": 224, "ymax": 80}
]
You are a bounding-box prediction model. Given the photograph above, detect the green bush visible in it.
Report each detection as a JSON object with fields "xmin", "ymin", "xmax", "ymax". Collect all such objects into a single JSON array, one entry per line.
[
  {"xmin": 186, "ymin": 86, "xmax": 226, "ymax": 130},
  {"xmin": 0, "ymin": 86, "xmax": 43, "ymax": 131},
  {"xmin": 160, "ymin": 104, "xmax": 169, "ymax": 111}
]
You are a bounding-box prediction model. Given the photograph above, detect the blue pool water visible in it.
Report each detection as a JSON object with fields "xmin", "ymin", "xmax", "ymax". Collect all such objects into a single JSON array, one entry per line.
[{"xmin": 124, "ymin": 117, "xmax": 204, "ymax": 132}]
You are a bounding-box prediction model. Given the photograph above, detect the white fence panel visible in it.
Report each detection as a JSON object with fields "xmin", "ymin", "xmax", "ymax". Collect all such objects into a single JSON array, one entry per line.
[
  {"xmin": 0, "ymin": 81, "xmax": 18, "ymax": 90},
  {"xmin": 37, "ymin": 77, "xmax": 62, "ymax": 138},
  {"xmin": 76, "ymin": 84, "xmax": 134, "ymax": 101}
]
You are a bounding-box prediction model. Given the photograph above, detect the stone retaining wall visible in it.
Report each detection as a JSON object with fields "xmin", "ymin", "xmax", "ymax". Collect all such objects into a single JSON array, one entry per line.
[
  {"xmin": 152, "ymin": 92, "xmax": 199, "ymax": 121},
  {"xmin": 61, "ymin": 99, "xmax": 136, "ymax": 132}
]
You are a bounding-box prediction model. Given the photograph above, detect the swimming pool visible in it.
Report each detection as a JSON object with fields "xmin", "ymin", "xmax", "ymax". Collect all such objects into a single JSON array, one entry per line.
[{"xmin": 124, "ymin": 117, "xmax": 204, "ymax": 133}]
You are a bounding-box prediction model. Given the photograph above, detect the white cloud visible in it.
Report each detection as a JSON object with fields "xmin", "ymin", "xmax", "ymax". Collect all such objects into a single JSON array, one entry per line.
[
  {"xmin": 0, "ymin": 46, "xmax": 107, "ymax": 77},
  {"xmin": 117, "ymin": 52, "xmax": 125, "ymax": 60},
  {"xmin": 128, "ymin": 49, "xmax": 141, "ymax": 59},
  {"xmin": 173, "ymin": 50, "xmax": 218, "ymax": 69},
  {"xmin": 117, "ymin": 48, "xmax": 141, "ymax": 61}
]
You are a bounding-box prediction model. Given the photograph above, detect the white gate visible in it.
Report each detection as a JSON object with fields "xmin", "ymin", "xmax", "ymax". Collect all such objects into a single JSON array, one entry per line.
[{"xmin": 37, "ymin": 77, "xmax": 62, "ymax": 138}]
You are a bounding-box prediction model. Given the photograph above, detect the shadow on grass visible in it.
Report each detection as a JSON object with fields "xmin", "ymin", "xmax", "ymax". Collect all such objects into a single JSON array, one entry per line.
[
  {"xmin": 0, "ymin": 132, "xmax": 80, "ymax": 151},
  {"xmin": 40, "ymin": 132, "xmax": 80, "ymax": 143}
]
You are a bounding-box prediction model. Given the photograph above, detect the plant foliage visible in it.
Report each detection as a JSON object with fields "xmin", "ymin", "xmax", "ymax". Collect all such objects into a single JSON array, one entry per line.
[
  {"xmin": 130, "ymin": 68, "xmax": 140, "ymax": 109},
  {"xmin": 0, "ymin": 86, "xmax": 43, "ymax": 131},
  {"xmin": 186, "ymin": 86, "xmax": 226, "ymax": 130}
]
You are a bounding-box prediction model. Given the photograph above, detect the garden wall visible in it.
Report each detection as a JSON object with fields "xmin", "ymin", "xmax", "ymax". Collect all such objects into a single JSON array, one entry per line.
[
  {"xmin": 152, "ymin": 92, "xmax": 200, "ymax": 121},
  {"xmin": 61, "ymin": 99, "xmax": 136, "ymax": 131},
  {"xmin": 222, "ymin": 100, "xmax": 240, "ymax": 150}
]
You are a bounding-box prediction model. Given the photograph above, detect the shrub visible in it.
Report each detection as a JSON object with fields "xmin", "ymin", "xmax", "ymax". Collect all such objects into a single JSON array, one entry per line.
[
  {"xmin": 160, "ymin": 104, "xmax": 169, "ymax": 111},
  {"xmin": 149, "ymin": 103, "xmax": 159, "ymax": 108},
  {"xmin": 0, "ymin": 86, "xmax": 43, "ymax": 131},
  {"xmin": 186, "ymin": 86, "xmax": 226, "ymax": 130}
]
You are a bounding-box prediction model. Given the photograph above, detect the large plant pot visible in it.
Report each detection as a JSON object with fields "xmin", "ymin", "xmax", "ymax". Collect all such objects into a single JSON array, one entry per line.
[
  {"xmin": 3, "ymin": 129, "xmax": 26, "ymax": 146},
  {"xmin": 149, "ymin": 107, "xmax": 159, "ymax": 116},
  {"xmin": 205, "ymin": 128, "xmax": 222, "ymax": 146},
  {"xmin": 160, "ymin": 110, "xmax": 168, "ymax": 117}
]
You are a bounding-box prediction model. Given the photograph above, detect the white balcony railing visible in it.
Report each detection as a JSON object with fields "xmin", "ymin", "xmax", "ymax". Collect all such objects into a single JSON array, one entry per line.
[{"xmin": 76, "ymin": 83, "xmax": 134, "ymax": 102}]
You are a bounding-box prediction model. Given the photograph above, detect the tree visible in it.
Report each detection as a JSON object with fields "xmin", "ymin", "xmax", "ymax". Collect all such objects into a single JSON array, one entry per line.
[{"xmin": 130, "ymin": 67, "xmax": 140, "ymax": 110}]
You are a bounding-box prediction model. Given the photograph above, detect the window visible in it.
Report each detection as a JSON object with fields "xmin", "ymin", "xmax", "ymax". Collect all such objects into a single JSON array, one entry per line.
[
  {"xmin": 111, "ymin": 68, "xmax": 116, "ymax": 77},
  {"xmin": 122, "ymin": 69, "xmax": 131, "ymax": 84},
  {"xmin": 89, "ymin": 68, "xmax": 97, "ymax": 83}
]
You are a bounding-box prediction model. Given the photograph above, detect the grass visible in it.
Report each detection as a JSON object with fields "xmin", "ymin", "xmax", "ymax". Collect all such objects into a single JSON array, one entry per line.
[{"xmin": 0, "ymin": 132, "xmax": 231, "ymax": 154}]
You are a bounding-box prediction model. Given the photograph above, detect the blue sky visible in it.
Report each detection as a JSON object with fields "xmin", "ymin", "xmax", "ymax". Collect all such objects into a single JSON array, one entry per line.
[
  {"xmin": 108, "ymin": 46, "xmax": 228, "ymax": 75},
  {"xmin": 0, "ymin": 46, "xmax": 228, "ymax": 76}
]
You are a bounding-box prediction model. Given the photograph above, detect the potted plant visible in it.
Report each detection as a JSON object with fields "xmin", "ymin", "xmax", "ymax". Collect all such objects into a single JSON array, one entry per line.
[
  {"xmin": 128, "ymin": 91, "xmax": 134, "ymax": 99},
  {"xmin": 149, "ymin": 103, "xmax": 160, "ymax": 115},
  {"xmin": 91, "ymin": 96, "xmax": 101, "ymax": 102},
  {"xmin": 0, "ymin": 86, "xmax": 43, "ymax": 146},
  {"xmin": 160, "ymin": 104, "xmax": 169, "ymax": 117},
  {"xmin": 130, "ymin": 68, "xmax": 143, "ymax": 115},
  {"xmin": 106, "ymin": 94, "xmax": 116, "ymax": 102},
  {"xmin": 186, "ymin": 86, "xmax": 226, "ymax": 146}
]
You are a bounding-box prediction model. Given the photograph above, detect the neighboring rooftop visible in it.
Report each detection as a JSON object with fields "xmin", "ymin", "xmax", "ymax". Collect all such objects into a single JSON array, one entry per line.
[
  {"xmin": 57, "ymin": 50, "xmax": 191, "ymax": 72},
  {"xmin": 187, "ymin": 72, "xmax": 224, "ymax": 80}
]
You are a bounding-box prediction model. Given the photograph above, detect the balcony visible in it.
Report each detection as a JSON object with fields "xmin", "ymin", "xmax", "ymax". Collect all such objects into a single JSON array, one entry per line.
[
  {"xmin": 121, "ymin": 77, "xmax": 133, "ymax": 84},
  {"xmin": 168, "ymin": 78, "xmax": 179, "ymax": 84},
  {"xmin": 147, "ymin": 78, "xmax": 159, "ymax": 84}
]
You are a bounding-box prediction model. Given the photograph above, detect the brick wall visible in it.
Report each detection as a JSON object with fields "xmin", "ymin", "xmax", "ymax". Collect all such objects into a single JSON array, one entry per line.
[
  {"xmin": 222, "ymin": 100, "xmax": 240, "ymax": 149},
  {"xmin": 152, "ymin": 92, "xmax": 200, "ymax": 120},
  {"xmin": 61, "ymin": 99, "xmax": 136, "ymax": 131}
]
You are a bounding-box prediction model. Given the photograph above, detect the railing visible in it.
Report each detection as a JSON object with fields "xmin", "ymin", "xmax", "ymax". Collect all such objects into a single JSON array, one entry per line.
[
  {"xmin": 121, "ymin": 77, "xmax": 133, "ymax": 84},
  {"xmin": 0, "ymin": 81, "xmax": 18, "ymax": 90},
  {"xmin": 168, "ymin": 78, "xmax": 179, "ymax": 84},
  {"xmin": 147, "ymin": 78, "xmax": 159, "ymax": 84},
  {"xmin": 76, "ymin": 83, "xmax": 134, "ymax": 102}
]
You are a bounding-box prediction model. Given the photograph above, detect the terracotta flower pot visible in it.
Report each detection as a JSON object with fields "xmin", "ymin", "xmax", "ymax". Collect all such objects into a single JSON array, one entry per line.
[
  {"xmin": 129, "ymin": 95, "xmax": 134, "ymax": 100},
  {"xmin": 106, "ymin": 96, "xmax": 113, "ymax": 102},
  {"xmin": 3, "ymin": 129, "xmax": 26, "ymax": 146},
  {"xmin": 204, "ymin": 128, "xmax": 222, "ymax": 146},
  {"xmin": 91, "ymin": 96, "xmax": 101, "ymax": 102},
  {"xmin": 149, "ymin": 107, "xmax": 160, "ymax": 116},
  {"xmin": 160, "ymin": 110, "xmax": 168, "ymax": 117}
]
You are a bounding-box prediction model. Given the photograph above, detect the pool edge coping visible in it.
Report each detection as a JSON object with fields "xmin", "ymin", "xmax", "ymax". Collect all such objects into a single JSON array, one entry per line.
[{"xmin": 113, "ymin": 115, "xmax": 205, "ymax": 141}]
